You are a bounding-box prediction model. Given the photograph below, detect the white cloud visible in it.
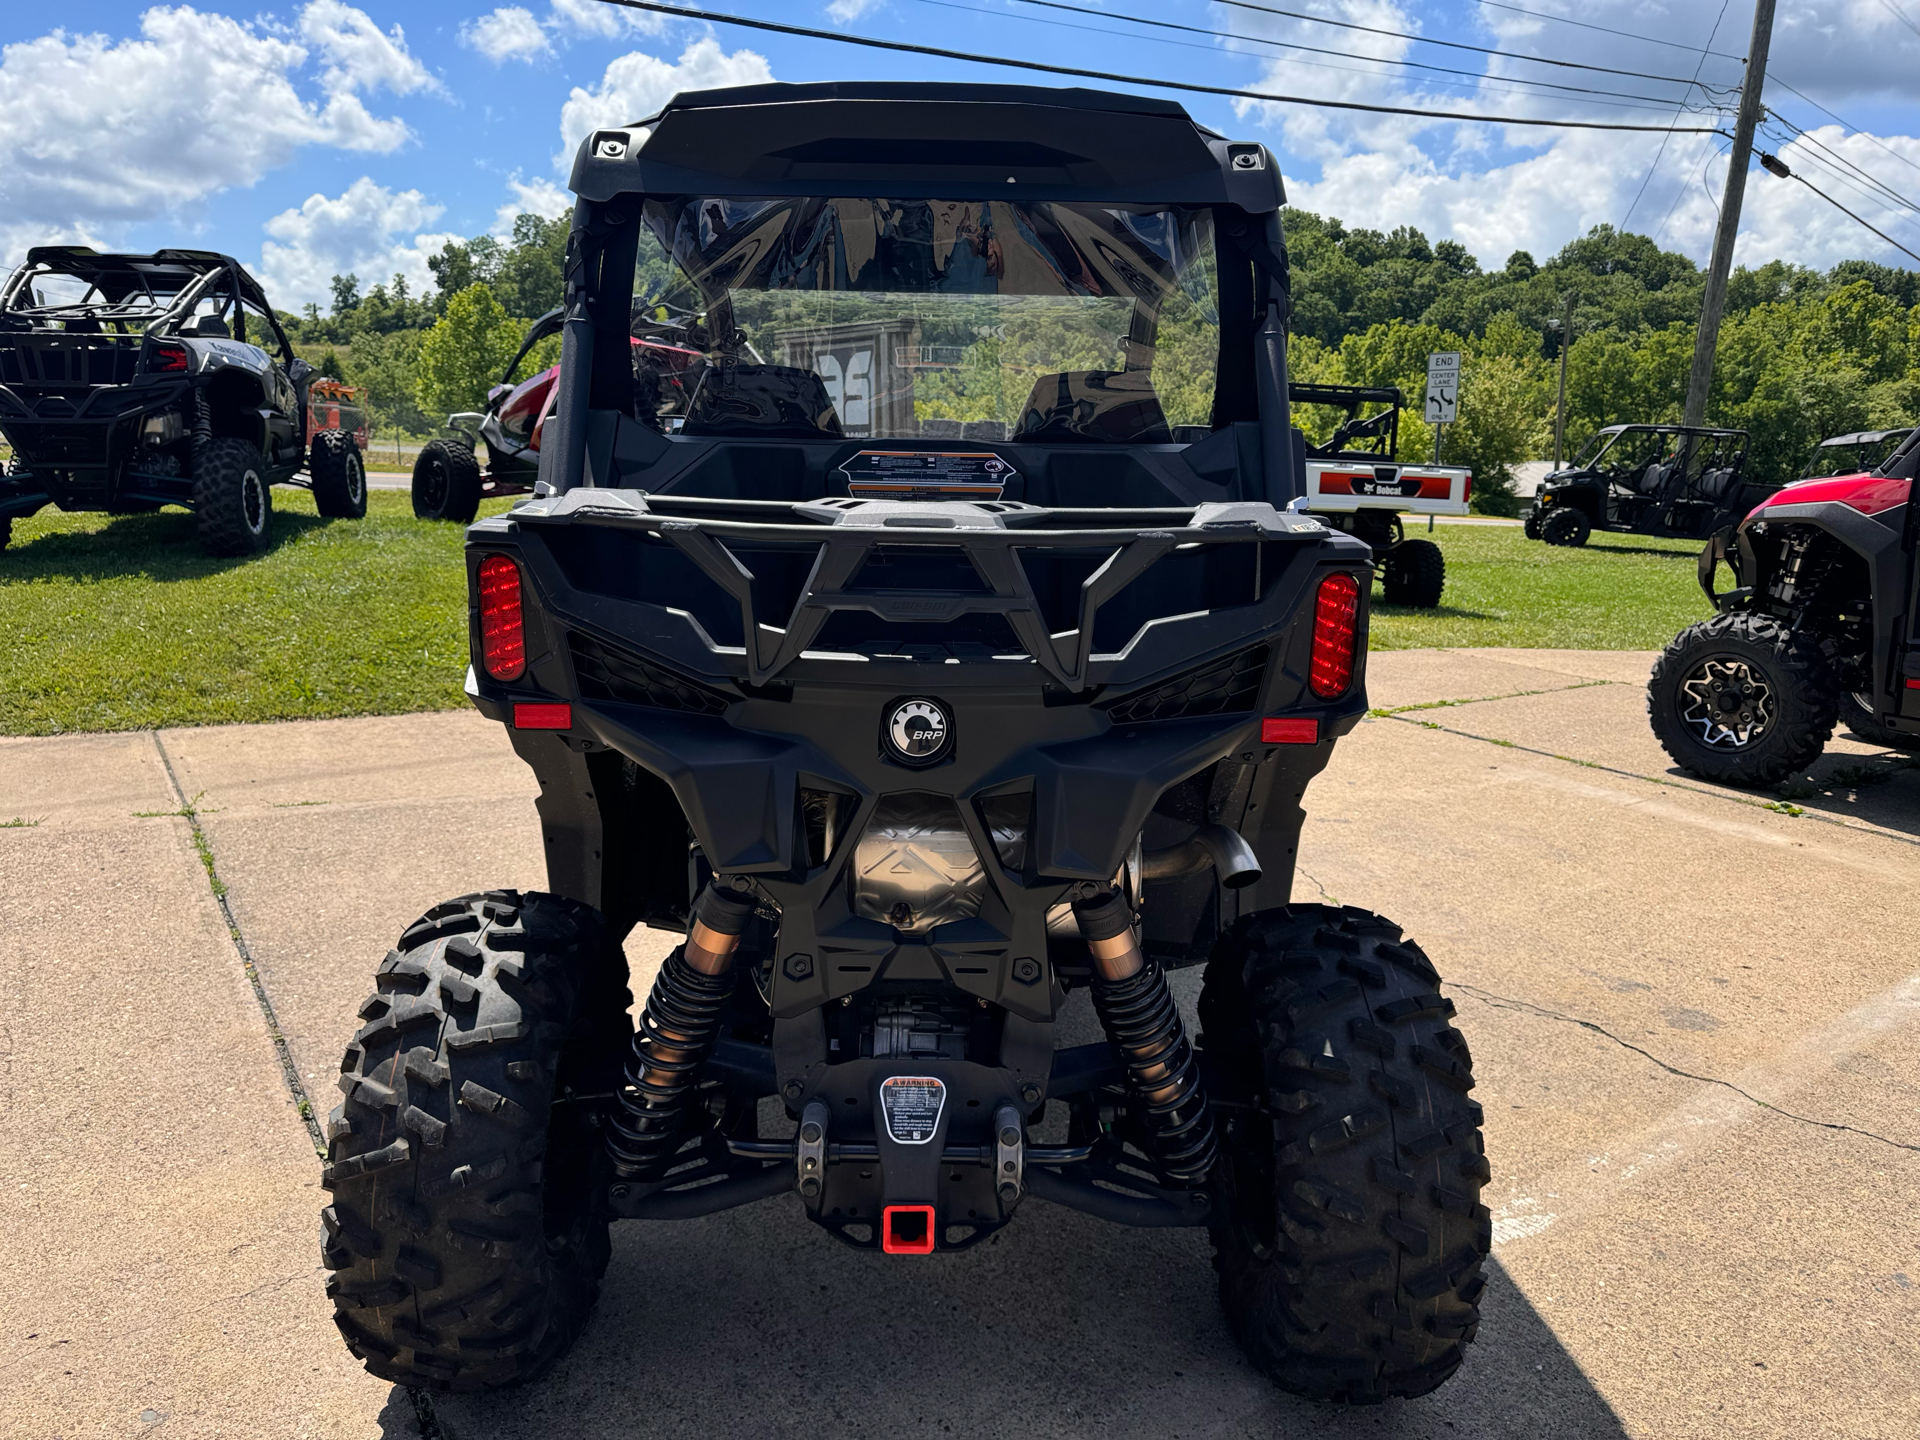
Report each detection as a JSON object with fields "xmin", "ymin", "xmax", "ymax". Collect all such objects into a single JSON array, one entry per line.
[
  {"xmin": 300, "ymin": 0, "xmax": 438, "ymax": 95},
  {"xmin": 0, "ymin": 5, "xmax": 421, "ymax": 265},
  {"xmin": 558, "ymin": 37, "xmax": 774, "ymax": 163},
  {"xmin": 826, "ymin": 0, "xmax": 885, "ymax": 21},
  {"xmin": 258, "ymin": 178, "xmax": 461, "ymax": 307},
  {"xmin": 463, "ymin": 7, "xmax": 552, "ymax": 65},
  {"xmin": 550, "ymin": 0, "xmax": 671, "ymax": 39},
  {"xmin": 494, "ymin": 176, "xmax": 574, "ymax": 235}
]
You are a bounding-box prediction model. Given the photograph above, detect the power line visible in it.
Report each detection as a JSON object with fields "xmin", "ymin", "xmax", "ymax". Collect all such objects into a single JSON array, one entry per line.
[
  {"xmin": 1879, "ymin": 0, "xmax": 1920, "ymax": 43},
  {"xmin": 1765, "ymin": 110, "xmax": 1920, "ymax": 219},
  {"xmin": 1760, "ymin": 152, "xmax": 1920, "ymax": 265},
  {"xmin": 1475, "ymin": 0, "xmax": 1744, "ymax": 59},
  {"xmin": 1768, "ymin": 77, "xmax": 1920, "ymax": 183},
  {"xmin": 983, "ymin": 0, "xmax": 1715, "ymax": 111},
  {"xmin": 1209, "ymin": 0, "xmax": 1728, "ymax": 87},
  {"xmin": 593, "ymin": 0, "xmax": 1729, "ymax": 134},
  {"xmin": 1621, "ymin": 0, "xmax": 1732, "ymax": 229}
]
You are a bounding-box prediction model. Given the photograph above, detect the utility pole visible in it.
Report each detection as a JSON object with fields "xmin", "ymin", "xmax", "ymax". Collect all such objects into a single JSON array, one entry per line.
[
  {"xmin": 1683, "ymin": 0, "xmax": 1775, "ymax": 427},
  {"xmin": 1552, "ymin": 292, "xmax": 1573, "ymax": 467}
]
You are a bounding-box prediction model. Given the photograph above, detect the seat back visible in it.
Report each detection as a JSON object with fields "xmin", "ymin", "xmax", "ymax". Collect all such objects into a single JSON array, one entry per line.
[
  {"xmin": 1012, "ymin": 369, "xmax": 1172, "ymax": 445},
  {"xmin": 681, "ymin": 363, "xmax": 843, "ymax": 440},
  {"xmin": 1696, "ymin": 466, "xmax": 1733, "ymax": 500}
]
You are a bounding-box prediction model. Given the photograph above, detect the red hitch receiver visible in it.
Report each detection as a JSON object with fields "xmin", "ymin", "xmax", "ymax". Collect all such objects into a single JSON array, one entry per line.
[{"xmin": 881, "ymin": 1205, "xmax": 936, "ymax": 1255}]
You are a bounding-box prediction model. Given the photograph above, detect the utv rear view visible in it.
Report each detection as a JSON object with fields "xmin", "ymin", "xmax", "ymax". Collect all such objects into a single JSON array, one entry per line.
[
  {"xmin": 0, "ymin": 247, "xmax": 366, "ymax": 555},
  {"xmin": 321, "ymin": 83, "xmax": 1490, "ymax": 1405}
]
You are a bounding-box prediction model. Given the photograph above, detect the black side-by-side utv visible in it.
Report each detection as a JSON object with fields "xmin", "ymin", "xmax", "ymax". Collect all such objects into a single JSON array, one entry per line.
[
  {"xmin": 1526, "ymin": 423, "xmax": 1771, "ymax": 547},
  {"xmin": 321, "ymin": 83, "xmax": 1489, "ymax": 1405},
  {"xmin": 0, "ymin": 247, "xmax": 365, "ymax": 555}
]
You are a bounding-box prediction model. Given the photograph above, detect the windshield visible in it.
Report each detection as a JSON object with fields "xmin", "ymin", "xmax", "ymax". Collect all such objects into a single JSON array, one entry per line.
[{"xmin": 629, "ymin": 197, "xmax": 1220, "ymax": 443}]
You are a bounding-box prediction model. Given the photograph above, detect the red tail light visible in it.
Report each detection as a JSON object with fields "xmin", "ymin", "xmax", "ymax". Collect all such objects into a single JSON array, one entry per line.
[
  {"xmin": 1308, "ymin": 573, "xmax": 1361, "ymax": 699},
  {"xmin": 478, "ymin": 554, "xmax": 526, "ymax": 681},
  {"xmin": 148, "ymin": 342, "xmax": 188, "ymax": 373}
]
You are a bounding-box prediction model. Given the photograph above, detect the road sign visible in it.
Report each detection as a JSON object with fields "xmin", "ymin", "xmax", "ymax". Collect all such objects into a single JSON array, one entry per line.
[{"xmin": 1425, "ymin": 351, "xmax": 1460, "ymax": 424}]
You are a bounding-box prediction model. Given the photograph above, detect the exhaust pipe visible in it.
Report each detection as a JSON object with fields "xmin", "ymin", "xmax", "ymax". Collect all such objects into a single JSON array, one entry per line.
[{"xmin": 1140, "ymin": 823, "xmax": 1261, "ymax": 889}]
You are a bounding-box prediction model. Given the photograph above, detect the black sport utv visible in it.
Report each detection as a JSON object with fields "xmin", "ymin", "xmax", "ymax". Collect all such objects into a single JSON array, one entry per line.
[
  {"xmin": 322, "ymin": 83, "xmax": 1489, "ymax": 1405},
  {"xmin": 0, "ymin": 247, "xmax": 365, "ymax": 556},
  {"xmin": 1525, "ymin": 423, "xmax": 1769, "ymax": 547},
  {"xmin": 1648, "ymin": 432, "xmax": 1920, "ymax": 784}
]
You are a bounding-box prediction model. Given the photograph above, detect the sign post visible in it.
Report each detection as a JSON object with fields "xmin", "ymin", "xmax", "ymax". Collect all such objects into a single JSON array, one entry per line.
[{"xmin": 1424, "ymin": 351, "xmax": 1460, "ymax": 464}]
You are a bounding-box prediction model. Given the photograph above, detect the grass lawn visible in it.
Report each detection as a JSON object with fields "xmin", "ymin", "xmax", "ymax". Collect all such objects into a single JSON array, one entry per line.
[
  {"xmin": 1, "ymin": 502, "xmax": 1714, "ymax": 736},
  {"xmin": 1370, "ymin": 522, "xmax": 1713, "ymax": 651},
  {"xmin": 0, "ymin": 489, "xmax": 516, "ymax": 736}
]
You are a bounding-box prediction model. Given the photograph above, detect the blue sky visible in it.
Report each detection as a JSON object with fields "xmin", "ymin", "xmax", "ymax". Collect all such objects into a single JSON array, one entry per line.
[{"xmin": 2, "ymin": 2, "xmax": 1915, "ymax": 308}]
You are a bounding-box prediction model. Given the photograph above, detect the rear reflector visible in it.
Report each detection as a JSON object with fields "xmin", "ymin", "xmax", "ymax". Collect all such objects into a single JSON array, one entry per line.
[
  {"xmin": 1309, "ymin": 573, "xmax": 1361, "ymax": 699},
  {"xmin": 513, "ymin": 702, "xmax": 571, "ymax": 730},
  {"xmin": 1262, "ymin": 717, "xmax": 1320, "ymax": 744},
  {"xmin": 881, "ymin": 1204, "xmax": 936, "ymax": 1255},
  {"xmin": 478, "ymin": 554, "xmax": 526, "ymax": 681},
  {"xmin": 1907, "ymin": 679, "xmax": 1920, "ymax": 690}
]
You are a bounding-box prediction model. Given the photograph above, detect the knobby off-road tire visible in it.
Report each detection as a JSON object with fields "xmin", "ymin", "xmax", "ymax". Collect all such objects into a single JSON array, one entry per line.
[
  {"xmin": 310, "ymin": 429, "xmax": 368, "ymax": 519},
  {"xmin": 1841, "ymin": 690, "xmax": 1920, "ymax": 751},
  {"xmin": 323, "ymin": 890, "xmax": 634, "ymax": 1391},
  {"xmin": 1381, "ymin": 538, "xmax": 1445, "ymax": 608},
  {"xmin": 1647, "ymin": 612, "xmax": 1837, "ymax": 786},
  {"xmin": 1522, "ymin": 508, "xmax": 1543, "ymax": 540},
  {"xmin": 1198, "ymin": 905, "xmax": 1490, "ymax": 1404},
  {"xmin": 1540, "ymin": 506, "xmax": 1590, "ymax": 547},
  {"xmin": 192, "ymin": 436, "xmax": 273, "ymax": 556},
  {"xmin": 413, "ymin": 439, "xmax": 483, "ymax": 522}
]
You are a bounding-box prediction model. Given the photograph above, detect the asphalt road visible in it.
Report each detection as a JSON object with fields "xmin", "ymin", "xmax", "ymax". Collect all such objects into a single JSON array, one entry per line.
[{"xmin": 2, "ymin": 649, "xmax": 1915, "ymax": 1438}]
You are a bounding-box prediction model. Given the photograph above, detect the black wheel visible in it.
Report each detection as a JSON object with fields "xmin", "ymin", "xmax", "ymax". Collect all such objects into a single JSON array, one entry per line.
[
  {"xmin": 1381, "ymin": 538, "xmax": 1445, "ymax": 608},
  {"xmin": 1540, "ymin": 506, "xmax": 1590, "ymax": 547},
  {"xmin": 191, "ymin": 436, "xmax": 273, "ymax": 556},
  {"xmin": 1841, "ymin": 689, "xmax": 1920, "ymax": 751},
  {"xmin": 323, "ymin": 890, "xmax": 633, "ymax": 1392},
  {"xmin": 1647, "ymin": 613, "xmax": 1837, "ymax": 785},
  {"xmin": 310, "ymin": 429, "xmax": 368, "ymax": 518},
  {"xmin": 1522, "ymin": 508, "xmax": 1543, "ymax": 540},
  {"xmin": 413, "ymin": 439, "xmax": 483, "ymax": 522},
  {"xmin": 1199, "ymin": 905, "xmax": 1489, "ymax": 1405}
]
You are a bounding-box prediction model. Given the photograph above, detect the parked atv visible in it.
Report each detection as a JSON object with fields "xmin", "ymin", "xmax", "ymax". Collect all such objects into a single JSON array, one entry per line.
[
  {"xmin": 1295, "ymin": 382, "xmax": 1470, "ymax": 607},
  {"xmin": 324, "ymin": 83, "xmax": 1489, "ymax": 1405},
  {"xmin": 1648, "ymin": 434, "xmax": 1920, "ymax": 784},
  {"xmin": 412, "ymin": 305, "xmax": 705, "ymax": 522},
  {"xmin": 1526, "ymin": 423, "xmax": 1772, "ymax": 546},
  {"xmin": 0, "ymin": 247, "xmax": 365, "ymax": 555}
]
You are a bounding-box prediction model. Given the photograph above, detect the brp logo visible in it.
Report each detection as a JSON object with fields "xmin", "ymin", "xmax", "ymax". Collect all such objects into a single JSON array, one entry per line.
[{"xmin": 884, "ymin": 698, "xmax": 952, "ymax": 766}]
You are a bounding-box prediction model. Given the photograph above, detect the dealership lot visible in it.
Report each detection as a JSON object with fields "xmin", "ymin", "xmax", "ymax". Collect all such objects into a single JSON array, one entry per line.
[{"xmin": 2, "ymin": 648, "xmax": 1914, "ymax": 1439}]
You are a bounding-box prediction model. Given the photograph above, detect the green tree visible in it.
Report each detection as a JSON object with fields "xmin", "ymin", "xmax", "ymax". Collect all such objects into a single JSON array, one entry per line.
[{"xmin": 415, "ymin": 285, "xmax": 523, "ymax": 419}]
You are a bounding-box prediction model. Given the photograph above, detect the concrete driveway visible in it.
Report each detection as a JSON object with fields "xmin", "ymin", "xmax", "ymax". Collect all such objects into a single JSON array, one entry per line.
[{"xmin": 2, "ymin": 649, "xmax": 1915, "ymax": 1439}]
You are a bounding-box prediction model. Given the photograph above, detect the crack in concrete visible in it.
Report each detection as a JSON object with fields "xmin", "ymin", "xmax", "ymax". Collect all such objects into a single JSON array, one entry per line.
[
  {"xmin": 151, "ymin": 732, "xmax": 325, "ymax": 1156},
  {"xmin": 1451, "ymin": 982, "xmax": 1920, "ymax": 1155},
  {"xmin": 1382, "ymin": 712, "xmax": 1920, "ymax": 851},
  {"xmin": 1369, "ymin": 678, "xmax": 1613, "ymax": 717},
  {"xmin": 1292, "ymin": 864, "xmax": 1339, "ymax": 904}
]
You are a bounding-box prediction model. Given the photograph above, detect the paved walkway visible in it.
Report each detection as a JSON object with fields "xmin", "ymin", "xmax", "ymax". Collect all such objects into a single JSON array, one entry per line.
[{"xmin": 2, "ymin": 651, "xmax": 1915, "ymax": 1439}]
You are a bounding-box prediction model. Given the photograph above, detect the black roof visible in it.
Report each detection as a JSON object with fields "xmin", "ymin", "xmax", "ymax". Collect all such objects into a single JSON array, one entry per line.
[
  {"xmin": 16, "ymin": 246, "xmax": 269, "ymax": 310},
  {"xmin": 569, "ymin": 81, "xmax": 1284, "ymax": 211},
  {"xmin": 1815, "ymin": 428, "xmax": 1910, "ymax": 447}
]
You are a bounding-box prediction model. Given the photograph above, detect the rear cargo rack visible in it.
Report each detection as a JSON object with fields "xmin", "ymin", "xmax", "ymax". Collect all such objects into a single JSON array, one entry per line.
[{"xmin": 509, "ymin": 491, "xmax": 1332, "ymax": 688}]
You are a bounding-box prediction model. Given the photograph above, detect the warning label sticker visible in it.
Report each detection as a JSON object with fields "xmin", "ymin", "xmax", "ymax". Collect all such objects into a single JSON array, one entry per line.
[
  {"xmin": 878, "ymin": 1075, "xmax": 947, "ymax": 1145},
  {"xmin": 839, "ymin": 451, "xmax": 1013, "ymax": 501}
]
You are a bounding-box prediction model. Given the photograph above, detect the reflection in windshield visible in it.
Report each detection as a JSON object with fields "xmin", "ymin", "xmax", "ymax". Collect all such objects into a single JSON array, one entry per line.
[{"xmin": 630, "ymin": 198, "xmax": 1219, "ymax": 443}]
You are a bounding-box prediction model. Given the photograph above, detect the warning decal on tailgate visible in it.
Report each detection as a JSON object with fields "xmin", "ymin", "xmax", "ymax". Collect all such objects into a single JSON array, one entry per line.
[
  {"xmin": 840, "ymin": 450, "xmax": 1012, "ymax": 501},
  {"xmin": 878, "ymin": 1076, "xmax": 946, "ymax": 1144}
]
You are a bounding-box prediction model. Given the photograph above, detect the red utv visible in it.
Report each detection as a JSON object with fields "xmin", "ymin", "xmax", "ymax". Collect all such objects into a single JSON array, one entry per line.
[
  {"xmin": 411, "ymin": 306, "xmax": 705, "ymax": 521},
  {"xmin": 1647, "ymin": 432, "xmax": 1920, "ymax": 784}
]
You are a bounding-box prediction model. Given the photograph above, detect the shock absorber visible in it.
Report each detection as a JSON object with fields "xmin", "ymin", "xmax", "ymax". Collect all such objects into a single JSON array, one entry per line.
[
  {"xmin": 1073, "ymin": 888, "xmax": 1218, "ymax": 1184},
  {"xmin": 606, "ymin": 882, "xmax": 757, "ymax": 1181}
]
